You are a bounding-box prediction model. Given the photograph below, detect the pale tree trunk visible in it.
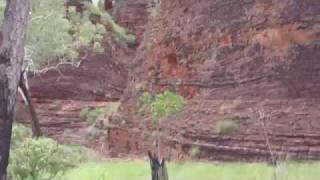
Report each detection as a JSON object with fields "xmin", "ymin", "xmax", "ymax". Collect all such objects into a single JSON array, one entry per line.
[
  {"xmin": 19, "ymin": 73, "xmax": 42, "ymax": 137},
  {"xmin": 0, "ymin": 0, "xmax": 32, "ymax": 179}
]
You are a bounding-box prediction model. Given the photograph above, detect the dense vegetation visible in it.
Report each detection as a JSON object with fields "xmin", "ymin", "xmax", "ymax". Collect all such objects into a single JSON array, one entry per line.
[
  {"xmin": 8, "ymin": 124, "xmax": 97, "ymax": 180},
  {"xmin": 0, "ymin": 0, "xmax": 135, "ymax": 71}
]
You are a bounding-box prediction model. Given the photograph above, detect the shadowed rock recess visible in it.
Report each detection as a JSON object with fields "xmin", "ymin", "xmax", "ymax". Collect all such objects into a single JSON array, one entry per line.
[{"xmin": 125, "ymin": 0, "xmax": 320, "ymax": 161}]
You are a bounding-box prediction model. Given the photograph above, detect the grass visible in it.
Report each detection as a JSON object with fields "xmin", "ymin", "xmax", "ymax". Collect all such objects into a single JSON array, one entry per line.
[{"xmin": 63, "ymin": 160, "xmax": 320, "ymax": 180}]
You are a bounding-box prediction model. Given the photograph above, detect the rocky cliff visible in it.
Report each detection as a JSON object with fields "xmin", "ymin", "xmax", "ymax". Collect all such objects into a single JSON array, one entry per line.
[
  {"xmin": 18, "ymin": 0, "xmax": 320, "ymax": 161},
  {"xmin": 126, "ymin": 0, "xmax": 320, "ymax": 161}
]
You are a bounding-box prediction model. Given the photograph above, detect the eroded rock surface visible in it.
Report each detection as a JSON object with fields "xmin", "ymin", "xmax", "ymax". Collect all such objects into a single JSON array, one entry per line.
[
  {"xmin": 17, "ymin": 0, "xmax": 320, "ymax": 161},
  {"xmin": 126, "ymin": 0, "xmax": 320, "ymax": 161}
]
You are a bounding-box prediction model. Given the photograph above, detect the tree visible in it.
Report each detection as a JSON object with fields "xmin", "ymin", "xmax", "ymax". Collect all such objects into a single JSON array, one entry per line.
[
  {"xmin": 148, "ymin": 152, "xmax": 169, "ymax": 180},
  {"xmin": 0, "ymin": 0, "xmax": 32, "ymax": 179}
]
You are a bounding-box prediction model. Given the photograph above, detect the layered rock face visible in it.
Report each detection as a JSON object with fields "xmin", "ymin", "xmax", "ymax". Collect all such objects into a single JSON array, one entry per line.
[{"xmin": 129, "ymin": 0, "xmax": 320, "ymax": 161}]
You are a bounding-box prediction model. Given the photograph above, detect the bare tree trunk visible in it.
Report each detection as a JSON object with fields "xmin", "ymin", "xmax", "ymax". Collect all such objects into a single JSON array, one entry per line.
[
  {"xmin": 148, "ymin": 152, "xmax": 169, "ymax": 180},
  {"xmin": 0, "ymin": 0, "xmax": 32, "ymax": 179},
  {"xmin": 19, "ymin": 73, "xmax": 42, "ymax": 137}
]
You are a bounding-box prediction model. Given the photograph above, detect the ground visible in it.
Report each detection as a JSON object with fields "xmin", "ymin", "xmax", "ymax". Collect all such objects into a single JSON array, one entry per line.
[{"xmin": 64, "ymin": 160, "xmax": 320, "ymax": 180}]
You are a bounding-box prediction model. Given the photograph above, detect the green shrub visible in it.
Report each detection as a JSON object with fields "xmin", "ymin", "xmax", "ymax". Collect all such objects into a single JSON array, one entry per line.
[
  {"xmin": 137, "ymin": 90, "xmax": 185, "ymax": 121},
  {"xmin": 101, "ymin": 12, "xmax": 136, "ymax": 44},
  {"xmin": 215, "ymin": 118, "xmax": 239, "ymax": 135},
  {"xmin": 11, "ymin": 124, "xmax": 32, "ymax": 148},
  {"xmin": 78, "ymin": 2, "xmax": 136, "ymax": 45},
  {"xmin": 8, "ymin": 138, "xmax": 74, "ymax": 180},
  {"xmin": 9, "ymin": 124, "xmax": 96, "ymax": 180},
  {"xmin": 151, "ymin": 90, "xmax": 185, "ymax": 119},
  {"xmin": 68, "ymin": 5, "xmax": 107, "ymax": 54},
  {"xmin": 82, "ymin": 1, "xmax": 102, "ymax": 16}
]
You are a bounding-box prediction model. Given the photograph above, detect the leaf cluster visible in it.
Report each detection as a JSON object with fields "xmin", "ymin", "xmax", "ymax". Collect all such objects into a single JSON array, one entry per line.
[{"xmin": 137, "ymin": 90, "xmax": 185, "ymax": 121}]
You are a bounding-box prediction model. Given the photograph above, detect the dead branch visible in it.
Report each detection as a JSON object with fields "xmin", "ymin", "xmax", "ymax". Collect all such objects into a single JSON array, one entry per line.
[{"xmin": 19, "ymin": 72, "xmax": 42, "ymax": 137}]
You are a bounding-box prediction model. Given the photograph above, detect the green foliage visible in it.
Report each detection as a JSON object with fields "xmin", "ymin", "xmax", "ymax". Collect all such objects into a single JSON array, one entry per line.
[
  {"xmin": 11, "ymin": 124, "xmax": 32, "ymax": 148},
  {"xmin": 189, "ymin": 145, "xmax": 200, "ymax": 158},
  {"xmin": 9, "ymin": 124, "xmax": 97, "ymax": 180},
  {"xmin": 215, "ymin": 118, "xmax": 239, "ymax": 135},
  {"xmin": 83, "ymin": 1, "xmax": 102, "ymax": 16},
  {"xmin": 67, "ymin": 5, "xmax": 107, "ymax": 55},
  {"xmin": 151, "ymin": 90, "xmax": 185, "ymax": 120},
  {"xmin": 137, "ymin": 90, "xmax": 185, "ymax": 121},
  {"xmin": 8, "ymin": 138, "xmax": 73, "ymax": 180},
  {"xmin": 0, "ymin": 0, "xmax": 134, "ymax": 70},
  {"xmin": 25, "ymin": 0, "xmax": 75, "ymax": 69},
  {"xmin": 73, "ymin": 2, "xmax": 136, "ymax": 45},
  {"xmin": 100, "ymin": 11, "xmax": 136, "ymax": 44},
  {"xmin": 78, "ymin": 22, "xmax": 99, "ymax": 46}
]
